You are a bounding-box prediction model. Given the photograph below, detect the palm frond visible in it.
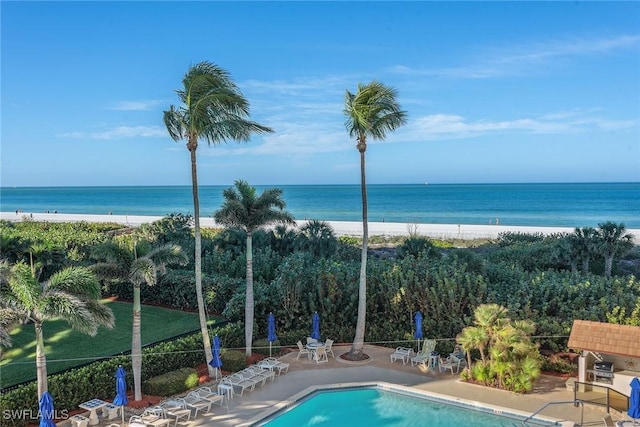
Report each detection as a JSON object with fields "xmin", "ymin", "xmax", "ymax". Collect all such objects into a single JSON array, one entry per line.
[
  {"xmin": 6, "ymin": 261, "xmax": 40, "ymax": 310},
  {"xmin": 163, "ymin": 106, "xmax": 188, "ymax": 142},
  {"xmin": 130, "ymin": 257, "xmax": 157, "ymax": 287},
  {"xmin": 344, "ymin": 80, "xmax": 407, "ymax": 142},
  {"xmin": 47, "ymin": 267, "xmax": 101, "ymax": 300},
  {"xmin": 39, "ymin": 291, "xmax": 97, "ymax": 335},
  {"xmin": 82, "ymin": 299, "xmax": 116, "ymax": 329}
]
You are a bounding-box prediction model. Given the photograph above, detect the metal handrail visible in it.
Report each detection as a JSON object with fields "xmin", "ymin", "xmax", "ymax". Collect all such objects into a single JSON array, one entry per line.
[{"xmin": 521, "ymin": 400, "xmax": 584, "ymax": 426}]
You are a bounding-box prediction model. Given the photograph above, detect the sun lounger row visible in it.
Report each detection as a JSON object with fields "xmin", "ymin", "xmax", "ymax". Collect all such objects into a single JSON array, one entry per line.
[
  {"xmin": 219, "ymin": 357, "xmax": 290, "ymax": 398},
  {"xmin": 128, "ymin": 386, "xmax": 227, "ymax": 427}
]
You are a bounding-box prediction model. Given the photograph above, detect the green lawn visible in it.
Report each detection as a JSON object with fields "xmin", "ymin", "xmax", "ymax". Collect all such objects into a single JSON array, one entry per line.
[{"xmin": 0, "ymin": 300, "xmax": 218, "ymax": 388}]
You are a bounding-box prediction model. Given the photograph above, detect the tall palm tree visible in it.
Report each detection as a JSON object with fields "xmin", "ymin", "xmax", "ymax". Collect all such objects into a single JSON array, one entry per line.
[
  {"xmin": 214, "ymin": 180, "xmax": 295, "ymax": 356},
  {"xmin": 595, "ymin": 221, "xmax": 634, "ymax": 277},
  {"xmin": 0, "ymin": 260, "xmax": 114, "ymax": 397},
  {"xmin": 344, "ymin": 81, "xmax": 407, "ymax": 358},
  {"xmin": 163, "ymin": 61, "xmax": 273, "ymax": 374},
  {"xmin": 91, "ymin": 239, "xmax": 187, "ymax": 400}
]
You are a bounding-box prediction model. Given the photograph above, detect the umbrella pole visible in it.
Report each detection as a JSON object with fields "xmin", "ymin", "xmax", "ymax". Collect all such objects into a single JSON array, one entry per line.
[
  {"xmin": 120, "ymin": 404, "xmax": 125, "ymax": 426},
  {"xmin": 269, "ymin": 342, "xmax": 272, "ymax": 357}
]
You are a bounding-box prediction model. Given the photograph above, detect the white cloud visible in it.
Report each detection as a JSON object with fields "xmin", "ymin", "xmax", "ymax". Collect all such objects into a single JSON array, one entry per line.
[
  {"xmin": 58, "ymin": 125, "xmax": 166, "ymax": 140},
  {"xmin": 107, "ymin": 100, "xmax": 165, "ymax": 111},
  {"xmin": 389, "ymin": 34, "xmax": 640, "ymax": 79},
  {"xmin": 399, "ymin": 112, "xmax": 637, "ymax": 141}
]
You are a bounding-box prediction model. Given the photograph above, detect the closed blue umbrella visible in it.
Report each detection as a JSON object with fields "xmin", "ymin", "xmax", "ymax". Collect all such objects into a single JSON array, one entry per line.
[
  {"xmin": 414, "ymin": 311, "xmax": 423, "ymax": 351},
  {"xmin": 209, "ymin": 334, "xmax": 223, "ymax": 379},
  {"xmin": 267, "ymin": 312, "xmax": 277, "ymax": 357},
  {"xmin": 629, "ymin": 377, "xmax": 640, "ymax": 420},
  {"xmin": 38, "ymin": 391, "xmax": 55, "ymax": 427},
  {"xmin": 311, "ymin": 312, "xmax": 321, "ymax": 340},
  {"xmin": 113, "ymin": 365, "xmax": 128, "ymax": 425}
]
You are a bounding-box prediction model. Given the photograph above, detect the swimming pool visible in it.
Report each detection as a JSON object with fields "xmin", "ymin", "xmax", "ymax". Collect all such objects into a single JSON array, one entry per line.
[{"xmin": 249, "ymin": 383, "xmax": 563, "ymax": 427}]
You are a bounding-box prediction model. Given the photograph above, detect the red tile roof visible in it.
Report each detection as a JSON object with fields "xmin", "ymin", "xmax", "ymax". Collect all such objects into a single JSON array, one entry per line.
[{"xmin": 567, "ymin": 320, "xmax": 640, "ymax": 358}]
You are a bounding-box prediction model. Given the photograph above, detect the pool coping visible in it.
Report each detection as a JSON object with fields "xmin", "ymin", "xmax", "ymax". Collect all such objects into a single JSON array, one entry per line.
[{"xmin": 238, "ymin": 381, "xmax": 574, "ymax": 427}]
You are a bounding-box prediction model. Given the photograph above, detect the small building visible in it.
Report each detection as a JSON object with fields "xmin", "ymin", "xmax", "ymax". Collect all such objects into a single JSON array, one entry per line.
[{"xmin": 567, "ymin": 320, "xmax": 640, "ymax": 397}]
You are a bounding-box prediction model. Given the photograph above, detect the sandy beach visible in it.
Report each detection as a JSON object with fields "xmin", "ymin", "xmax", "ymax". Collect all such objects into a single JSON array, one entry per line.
[{"xmin": 6, "ymin": 211, "xmax": 635, "ymax": 242}]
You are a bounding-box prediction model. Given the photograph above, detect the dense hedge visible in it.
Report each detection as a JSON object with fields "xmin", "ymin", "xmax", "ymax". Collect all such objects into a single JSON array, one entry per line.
[{"xmin": 0, "ymin": 333, "xmax": 205, "ymax": 427}]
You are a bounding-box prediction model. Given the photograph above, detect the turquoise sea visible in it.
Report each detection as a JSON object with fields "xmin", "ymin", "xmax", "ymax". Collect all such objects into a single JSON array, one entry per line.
[{"xmin": 1, "ymin": 183, "xmax": 639, "ymax": 228}]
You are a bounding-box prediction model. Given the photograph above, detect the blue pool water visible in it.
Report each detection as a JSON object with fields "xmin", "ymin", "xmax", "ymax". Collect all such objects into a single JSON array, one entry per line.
[{"xmin": 258, "ymin": 387, "xmax": 557, "ymax": 427}]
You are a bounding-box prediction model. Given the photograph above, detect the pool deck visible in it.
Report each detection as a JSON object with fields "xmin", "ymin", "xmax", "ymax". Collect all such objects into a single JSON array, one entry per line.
[{"xmin": 76, "ymin": 344, "xmax": 626, "ymax": 427}]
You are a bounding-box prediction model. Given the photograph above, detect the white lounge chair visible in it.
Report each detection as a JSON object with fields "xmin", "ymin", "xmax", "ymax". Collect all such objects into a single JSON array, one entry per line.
[
  {"xmin": 238, "ymin": 369, "xmax": 267, "ymax": 387},
  {"xmin": 193, "ymin": 386, "xmax": 225, "ymax": 408},
  {"xmin": 410, "ymin": 339, "xmax": 437, "ymax": 367},
  {"xmin": 140, "ymin": 408, "xmax": 170, "ymax": 427},
  {"xmin": 296, "ymin": 340, "xmax": 311, "ymax": 360},
  {"xmin": 177, "ymin": 392, "xmax": 212, "ymax": 416},
  {"xmin": 390, "ymin": 346, "xmax": 413, "ymax": 364},
  {"xmin": 128, "ymin": 416, "xmax": 147, "ymax": 427},
  {"xmin": 158, "ymin": 401, "xmax": 191, "ymax": 427},
  {"xmin": 221, "ymin": 374, "xmax": 254, "ymax": 396},
  {"xmin": 247, "ymin": 364, "xmax": 276, "ymax": 381},
  {"xmin": 258, "ymin": 357, "xmax": 290, "ymax": 375},
  {"xmin": 439, "ymin": 352, "xmax": 464, "ymax": 374}
]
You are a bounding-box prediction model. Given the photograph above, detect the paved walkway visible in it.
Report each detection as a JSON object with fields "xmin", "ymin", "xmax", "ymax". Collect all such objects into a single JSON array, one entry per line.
[{"xmin": 74, "ymin": 345, "xmax": 622, "ymax": 427}]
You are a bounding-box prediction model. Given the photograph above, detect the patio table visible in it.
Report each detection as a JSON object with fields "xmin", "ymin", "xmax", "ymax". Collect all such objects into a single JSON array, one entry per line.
[{"xmin": 78, "ymin": 399, "xmax": 107, "ymax": 426}]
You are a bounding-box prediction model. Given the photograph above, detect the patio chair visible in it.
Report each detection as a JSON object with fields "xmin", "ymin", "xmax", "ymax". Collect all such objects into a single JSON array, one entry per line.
[
  {"xmin": 140, "ymin": 407, "xmax": 171, "ymax": 427},
  {"xmin": 258, "ymin": 357, "xmax": 290, "ymax": 375},
  {"xmin": 324, "ymin": 338, "xmax": 335, "ymax": 358},
  {"xmin": 306, "ymin": 337, "xmax": 318, "ymax": 344},
  {"xmin": 390, "ymin": 346, "xmax": 413, "ymax": 364},
  {"xmin": 312, "ymin": 345, "xmax": 329, "ymax": 363},
  {"xmin": 221, "ymin": 374, "xmax": 255, "ymax": 396},
  {"xmin": 296, "ymin": 340, "xmax": 311, "ymax": 360},
  {"xmin": 438, "ymin": 353, "xmax": 464, "ymax": 374},
  {"xmin": 602, "ymin": 415, "xmax": 615, "ymax": 427},
  {"xmin": 193, "ymin": 386, "xmax": 225, "ymax": 408},
  {"xmin": 247, "ymin": 364, "xmax": 276, "ymax": 381},
  {"xmin": 128, "ymin": 416, "xmax": 147, "ymax": 427},
  {"xmin": 177, "ymin": 391, "xmax": 212, "ymax": 416},
  {"xmin": 238, "ymin": 369, "xmax": 267, "ymax": 387},
  {"xmin": 410, "ymin": 339, "xmax": 436, "ymax": 367},
  {"xmin": 158, "ymin": 400, "xmax": 191, "ymax": 427}
]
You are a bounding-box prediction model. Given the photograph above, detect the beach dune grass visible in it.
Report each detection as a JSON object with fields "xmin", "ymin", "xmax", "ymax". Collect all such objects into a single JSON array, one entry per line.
[{"xmin": 0, "ymin": 300, "xmax": 213, "ymax": 388}]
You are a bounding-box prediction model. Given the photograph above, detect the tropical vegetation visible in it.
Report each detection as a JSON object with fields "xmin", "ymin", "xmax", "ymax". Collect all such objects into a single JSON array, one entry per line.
[
  {"xmin": 458, "ymin": 304, "xmax": 541, "ymax": 393},
  {"xmin": 163, "ymin": 61, "xmax": 273, "ymax": 376}
]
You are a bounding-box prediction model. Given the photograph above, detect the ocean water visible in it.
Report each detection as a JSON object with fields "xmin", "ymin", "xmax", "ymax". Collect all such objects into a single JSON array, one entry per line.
[{"xmin": 0, "ymin": 183, "xmax": 638, "ymax": 228}]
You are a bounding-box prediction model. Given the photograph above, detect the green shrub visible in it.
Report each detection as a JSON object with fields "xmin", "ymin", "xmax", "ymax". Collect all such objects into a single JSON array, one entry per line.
[
  {"xmin": 220, "ymin": 349, "xmax": 246, "ymax": 372},
  {"xmin": 0, "ymin": 332, "xmax": 205, "ymax": 426},
  {"xmin": 144, "ymin": 367, "xmax": 198, "ymax": 396}
]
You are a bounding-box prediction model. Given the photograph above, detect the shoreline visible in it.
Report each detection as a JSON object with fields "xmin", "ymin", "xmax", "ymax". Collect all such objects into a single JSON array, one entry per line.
[{"xmin": 6, "ymin": 211, "xmax": 636, "ymax": 242}]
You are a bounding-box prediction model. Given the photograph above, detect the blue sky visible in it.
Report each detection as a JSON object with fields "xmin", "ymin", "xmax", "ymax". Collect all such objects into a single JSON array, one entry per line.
[{"xmin": 1, "ymin": 1, "xmax": 639, "ymax": 187}]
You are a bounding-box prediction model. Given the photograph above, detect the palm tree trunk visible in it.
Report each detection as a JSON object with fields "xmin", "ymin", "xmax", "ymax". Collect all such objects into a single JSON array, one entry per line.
[
  {"xmin": 34, "ymin": 322, "xmax": 48, "ymax": 397},
  {"xmin": 604, "ymin": 254, "xmax": 613, "ymax": 277},
  {"xmin": 189, "ymin": 144, "xmax": 214, "ymax": 377},
  {"xmin": 132, "ymin": 284, "xmax": 142, "ymax": 401},
  {"xmin": 245, "ymin": 234, "xmax": 254, "ymax": 357},
  {"xmin": 350, "ymin": 149, "xmax": 368, "ymax": 357}
]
